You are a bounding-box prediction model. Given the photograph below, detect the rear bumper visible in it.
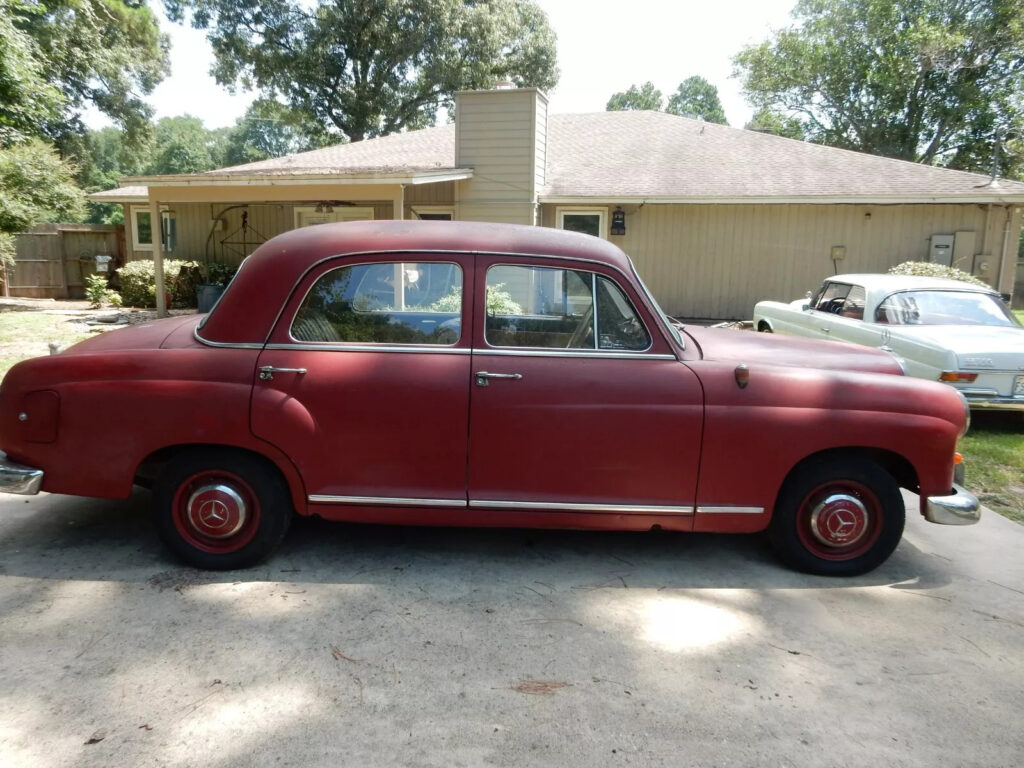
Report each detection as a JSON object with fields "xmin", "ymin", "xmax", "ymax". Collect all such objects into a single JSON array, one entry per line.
[
  {"xmin": 0, "ymin": 451, "xmax": 43, "ymax": 495},
  {"xmin": 925, "ymin": 484, "xmax": 980, "ymax": 525},
  {"xmin": 964, "ymin": 395, "xmax": 1024, "ymax": 412}
]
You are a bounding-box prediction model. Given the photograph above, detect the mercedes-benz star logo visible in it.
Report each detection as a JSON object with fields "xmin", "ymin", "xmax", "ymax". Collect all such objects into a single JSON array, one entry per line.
[
  {"xmin": 198, "ymin": 498, "xmax": 230, "ymax": 526},
  {"xmin": 826, "ymin": 509, "xmax": 857, "ymax": 540}
]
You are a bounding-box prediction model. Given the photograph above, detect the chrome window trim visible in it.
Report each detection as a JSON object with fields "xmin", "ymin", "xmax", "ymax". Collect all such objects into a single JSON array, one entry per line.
[
  {"xmin": 288, "ymin": 259, "xmax": 464, "ymax": 347},
  {"xmin": 695, "ymin": 506, "xmax": 765, "ymax": 515},
  {"xmin": 309, "ymin": 495, "xmax": 466, "ymax": 507},
  {"xmin": 266, "ymin": 343, "xmax": 471, "ymax": 355},
  {"xmin": 472, "ymin": 348, "xmax": 676, "ymax": 361},
  {"xmin": 482, "ymin": 262, "xmax": 655, "ymax": 354},
  {"xmin": 193, "ymin": 327, "xmax": 265, "ymax": 349},
  {"xmin": 469, "ymin": 500, "xmax": 694, "ymax": 515}
]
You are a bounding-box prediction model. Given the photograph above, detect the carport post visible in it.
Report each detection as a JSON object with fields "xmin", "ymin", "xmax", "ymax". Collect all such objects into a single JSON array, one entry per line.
[
  {"xmin": 148, "ymin": 198, "xmax": 167, "ymax": 318},
  {"xmin": 393, "ymin": 185, "xmax": 405, "ymax": 220}
]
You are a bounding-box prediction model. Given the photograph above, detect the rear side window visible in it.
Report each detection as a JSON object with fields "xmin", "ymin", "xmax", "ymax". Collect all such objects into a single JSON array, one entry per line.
[
  {"xmin": 484, "ymin": 265, "xmax": 650, "ymax": 351},
  {"xmin": 291, "ymin": 262, "xmax": 463, "ymax": 345}
]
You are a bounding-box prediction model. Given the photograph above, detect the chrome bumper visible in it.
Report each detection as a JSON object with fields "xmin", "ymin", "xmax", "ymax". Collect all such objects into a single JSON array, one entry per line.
[
  {"xmin": 0, "ymin": 451, "xmax": 44, "ymax": 495},
  {"xmin": 925, "ymin": 484, "xmax": 980, "ymax": 525},
  {"xmin": 965, "ymin": 396, "xmax": 1024, "ymax": 412}
]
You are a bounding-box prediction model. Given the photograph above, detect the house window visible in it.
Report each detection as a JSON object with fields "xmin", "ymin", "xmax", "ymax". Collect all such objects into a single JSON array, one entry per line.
[
  {"xmin": 484, "ymin": 264, "xmax": 650, "ymax": 351},
  {"xmin": 412, "ymin": 206, "xmax": 454, "ymax": 221},
  {"xmin": 291, "ymin": 261, "xmax": 463, "ymax": 345},
  {"xmin": 293, "ymin": 206, "xmax": 375, "ymax": 229},
  {"xmin": 556, "ymin": 207, "xmax": 607, "ymax": 239},
  {"xmin": 131, "ymin": 206, "xmax": 176, "ymax": 252}
]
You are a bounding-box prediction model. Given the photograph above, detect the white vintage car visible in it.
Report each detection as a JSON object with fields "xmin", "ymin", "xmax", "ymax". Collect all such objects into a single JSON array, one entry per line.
[{"xmin": 753, "ymin": 273, "xmax": 1024, "ymax": 411}]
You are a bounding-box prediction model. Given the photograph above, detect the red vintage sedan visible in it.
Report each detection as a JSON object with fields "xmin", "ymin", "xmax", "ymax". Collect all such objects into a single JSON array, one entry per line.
[{"xmin": 0, "ymin": 221, "xmax": 978, "ymax": 575}]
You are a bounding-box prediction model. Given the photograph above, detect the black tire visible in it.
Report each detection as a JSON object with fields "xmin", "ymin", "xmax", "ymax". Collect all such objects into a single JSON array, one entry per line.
[
  {"xmin": 757, "ymin": 321, "xmax": 773, "ymax": 333},
  {"xmin": 769, "ymin": 456, "xmax": 905, "ymax": 576},
  {"xmin": 153, "ymin": 448, "xmax": 293, "ymax": 570}
]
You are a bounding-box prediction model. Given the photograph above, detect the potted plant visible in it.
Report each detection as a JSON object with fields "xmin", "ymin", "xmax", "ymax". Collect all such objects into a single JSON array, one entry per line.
[{"xmin": 196, "ymin": 262, "xmax": 237, "ymax": 313}]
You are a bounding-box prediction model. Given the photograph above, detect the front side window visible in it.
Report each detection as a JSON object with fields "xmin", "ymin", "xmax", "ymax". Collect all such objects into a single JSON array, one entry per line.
[
  {"xmin": 291, "ymin": 261, "xmax": 463, "ymax": 345},
  {"xmin": 485, "ymin": 265, "xmax": 650, "ymax": 351},
  {"xmin": 813, "ymin": 282, "xmax": 853, "ymax": 314}
]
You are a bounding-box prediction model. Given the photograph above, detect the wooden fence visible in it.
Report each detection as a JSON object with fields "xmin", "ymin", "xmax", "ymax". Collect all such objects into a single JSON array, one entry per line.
[{"xmin": 4, "ymin": 224, "xmax": 124, "ymax": 299}]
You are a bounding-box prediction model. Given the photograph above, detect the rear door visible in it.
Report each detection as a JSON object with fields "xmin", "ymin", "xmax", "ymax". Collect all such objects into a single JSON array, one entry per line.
[{"xmin": 251, "ymin": 254, "xmax": 473, "ymax": 505}]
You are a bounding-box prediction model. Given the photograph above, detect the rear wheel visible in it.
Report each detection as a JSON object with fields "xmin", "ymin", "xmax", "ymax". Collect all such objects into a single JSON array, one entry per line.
[
  {"xmin": 769, "ymin": 457, "xmax": 904, "ymax": 576},
  {"xmin": 154, "ymin": 449, "xmax": 292, "ymax": 570}
]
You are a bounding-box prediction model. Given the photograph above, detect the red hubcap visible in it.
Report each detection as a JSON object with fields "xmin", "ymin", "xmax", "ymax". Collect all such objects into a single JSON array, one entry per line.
[
  {"xmin": 797, "ymin": 481, "xmax": 881, "ymax": 561},
  {"xmin": 172, "ymin": 471, "xmax": 260, "ymax": 554}
]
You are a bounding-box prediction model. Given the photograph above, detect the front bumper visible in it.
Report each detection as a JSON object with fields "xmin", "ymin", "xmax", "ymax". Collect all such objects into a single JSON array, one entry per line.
[
  {"xmin": 925, "ymin": 484, "xmax": 980, "ymax": 525},
  {"xmin": 0, "ymin": 451, "xmax": 44, "ymax": 495}
]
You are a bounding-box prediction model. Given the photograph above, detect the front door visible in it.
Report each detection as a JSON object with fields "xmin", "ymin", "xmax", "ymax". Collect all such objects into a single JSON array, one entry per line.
[
  {"xmin": 251, "ymin": 255, "xmax": 472, "ymax": 504},
  {"xmin": 466, "ymin": 261, "xmax": 704, "ymax": 516}
]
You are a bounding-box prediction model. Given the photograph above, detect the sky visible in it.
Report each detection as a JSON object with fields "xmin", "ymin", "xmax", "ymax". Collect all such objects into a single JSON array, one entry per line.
[{"xmin": 86, "ymin": 0, "xmax": 799, "ymax": 131}]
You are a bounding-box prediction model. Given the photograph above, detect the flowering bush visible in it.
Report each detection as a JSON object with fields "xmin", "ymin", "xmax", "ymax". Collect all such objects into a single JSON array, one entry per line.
[{"xmin": 887, "ymin": 260, "xmax": 987, "ymax": 287}]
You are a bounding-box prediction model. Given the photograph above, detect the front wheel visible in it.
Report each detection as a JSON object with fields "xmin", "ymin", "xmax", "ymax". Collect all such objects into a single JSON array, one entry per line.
[
  {"xmin": 769, "ymin": 457, "xmax": 905, "ymax": 576},
  {"xmin": 154, "ymin": 449, "xmax": 293, "ymax": 570}
]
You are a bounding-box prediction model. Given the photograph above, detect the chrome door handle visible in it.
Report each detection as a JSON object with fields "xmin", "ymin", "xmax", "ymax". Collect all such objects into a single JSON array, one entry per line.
[
  {"xmin": 475, "ymin": 371, "xmax": 523, "ymax": 387},
  {"xmin": 259, "ymin": 365, "xmax": 308, "ymax": 381},
  {"xmin": 820, "ymin": 326, "xmax": 831, "ymax": 334}
]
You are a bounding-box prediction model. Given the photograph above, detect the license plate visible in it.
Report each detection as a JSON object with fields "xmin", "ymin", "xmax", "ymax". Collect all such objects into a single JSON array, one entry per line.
[{"xmin": 1015, "ymin": 375, "xmax": 1024, "ymax": 397}]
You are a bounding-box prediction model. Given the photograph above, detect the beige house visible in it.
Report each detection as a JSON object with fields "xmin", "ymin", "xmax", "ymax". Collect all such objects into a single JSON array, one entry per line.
[{"xmin": 91, "ymin": 87, "xmax": 1024, "ymax": 319}]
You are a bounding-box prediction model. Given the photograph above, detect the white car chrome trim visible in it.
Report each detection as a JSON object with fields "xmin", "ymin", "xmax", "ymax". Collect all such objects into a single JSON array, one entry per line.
[
  {"xmin": 695, "ymin": 506, "xmax": 765, "ymax": 515},
  {"xmin": 468, "ymin": 500, "xmax": 695, "ymax": 515},
  {"xmin": 308, "ymin": 495, "xmax": 466, "ymax": 507}
]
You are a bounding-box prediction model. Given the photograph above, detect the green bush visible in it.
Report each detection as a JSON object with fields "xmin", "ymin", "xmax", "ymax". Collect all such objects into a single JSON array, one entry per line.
[
  {"xmin": 84, "ymin": 274, "xmax": 122, "ymax": 308},
  {"xmin": 116, "ymin": 259, "xmax": 203, "ymax": 308},
  {"xmin": 888, "ymin": 260, "xmax": 988, "ymax": 287}
]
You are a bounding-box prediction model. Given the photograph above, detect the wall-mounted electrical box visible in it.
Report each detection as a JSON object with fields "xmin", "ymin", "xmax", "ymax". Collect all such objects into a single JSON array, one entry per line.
[
  {"xmin": 830, "ymin": 245, "xmax": 846, "ymax": 261},
  {"xmin": 929, "ymin": 234, "xmax": 954, "ymax": 266}
]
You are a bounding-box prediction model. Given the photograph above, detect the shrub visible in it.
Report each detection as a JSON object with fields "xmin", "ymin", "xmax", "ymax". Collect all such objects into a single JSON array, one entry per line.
[
  {"xmin": 888, "ymin": 260, "xmax": 988, "ymax": 287},
  {"xmin": 117, "ymin": 259, "xmax": 203, "ymax": 308},
  {"xmin": 84, "ymin": 274, "xmax": 122, "ymax": 308}
]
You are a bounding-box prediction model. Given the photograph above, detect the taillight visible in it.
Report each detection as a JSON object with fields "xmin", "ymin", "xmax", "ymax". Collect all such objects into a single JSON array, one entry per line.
[{"xmin": 940, "ymin": 371, "xmax": 978, "ymax": 383}]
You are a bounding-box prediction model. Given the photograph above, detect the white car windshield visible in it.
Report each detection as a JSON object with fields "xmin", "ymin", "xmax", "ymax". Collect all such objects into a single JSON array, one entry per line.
[{"xmin": 875, "ymin": 290, "xmax": 1020, "ymax": 327}]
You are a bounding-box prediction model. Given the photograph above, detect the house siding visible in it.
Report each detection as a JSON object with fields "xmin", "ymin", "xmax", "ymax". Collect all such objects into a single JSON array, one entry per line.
[{"xmin": 543, "ymin": 202, "xmax": 1014, "ymax": 320}]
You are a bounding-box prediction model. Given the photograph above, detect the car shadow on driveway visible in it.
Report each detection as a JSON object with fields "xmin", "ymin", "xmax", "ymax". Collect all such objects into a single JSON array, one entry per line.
[{"xmin": 0, "ymin": 489, "xmax": 952, "ymax": 592}]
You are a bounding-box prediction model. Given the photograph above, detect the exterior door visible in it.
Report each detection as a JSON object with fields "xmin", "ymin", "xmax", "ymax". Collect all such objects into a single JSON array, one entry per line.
[
  {"xmin": 251, "ymin": 255, "xmax": 472, "ymax": 504},
  {"xmin": 466, "ymin": 260, "xmax": 704, "ymax": 514}
]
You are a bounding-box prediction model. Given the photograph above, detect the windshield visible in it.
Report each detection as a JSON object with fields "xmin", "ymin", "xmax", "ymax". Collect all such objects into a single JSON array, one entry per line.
[{"xmin": 875, "ymin": 290, "xmax": 1020, "ymax": 327}]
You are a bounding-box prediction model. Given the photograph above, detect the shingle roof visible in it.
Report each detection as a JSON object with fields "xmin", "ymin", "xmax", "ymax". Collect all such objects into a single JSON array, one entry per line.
[{"xmin": 94, "ymin": 111, "xmax": 1024, "ymax": 201}]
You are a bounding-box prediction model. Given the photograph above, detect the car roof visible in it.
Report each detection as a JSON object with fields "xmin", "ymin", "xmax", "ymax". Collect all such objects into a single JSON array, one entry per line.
[
  {"xmin": 200, "ymin": 220, "xmax": 634, "ymax": 345},
  {"xmin": 828, "ymin": 273, "xmax": 995, "ymax": 293}
]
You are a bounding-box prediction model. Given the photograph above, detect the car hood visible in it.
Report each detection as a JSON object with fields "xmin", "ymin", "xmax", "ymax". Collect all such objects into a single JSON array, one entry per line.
[
  {"xmin": 684, "ymin": 325, "xmax": 904, "ymax": 376},
  {"xmin": 60, "ymin": 314, "xmax": 201, "ymax": 354},
  {"xmin": 889, "ymin": 325, "xmax": 1024, "ymax": 369}
]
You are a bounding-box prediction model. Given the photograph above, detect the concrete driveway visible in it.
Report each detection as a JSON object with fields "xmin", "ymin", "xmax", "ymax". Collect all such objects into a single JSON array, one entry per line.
[{"xmin": 1, "ymin": 490, "xmax": 1022, "ymax": 768}]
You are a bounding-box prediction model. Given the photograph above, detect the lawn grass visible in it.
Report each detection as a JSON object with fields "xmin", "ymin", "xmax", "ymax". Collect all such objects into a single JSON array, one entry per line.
[
  {"xmin": 959, "ymin": 412, "xmax": 1024, "ymax": 525},
  {"xmin": 0, "ymin": 310, "xmax": 96, "ymax": 380}
]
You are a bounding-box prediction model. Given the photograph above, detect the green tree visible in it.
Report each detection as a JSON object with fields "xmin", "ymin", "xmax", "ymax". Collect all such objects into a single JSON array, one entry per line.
[
  {"xmin": 665, "ymin": 76, "xmax": 729, "ymax": 124},
  {"xmin": 734, "ymin": 0, "xmax": 1024, "ymax": 175},
  {"xmin": 148, "ymin": 115, "xmax": 228, "ymax": 174},
  {"xmin": 744, "ymin": 106, "xmax": 805, "ymax": 140},
  {"xmin": 11, "ymin": 0, "xmax": 170, "ymax": 150},
  {"xmin": 165, "ymin": 0, "xmax": 559, "ymax": 143},
  {"xmin": 0, "ymin": 139, "xmax": 85, "ymax": 234},
  {"xmin": 0, "ymin": 2, "xmax": 65, "ymax": 146},
  {"xmin": 606, "ymin": 82, "xmax": 663, "ymax": 111},
  {"xmin": 224, "ymin": 99, "xmax": 332, "ymax": 166}
]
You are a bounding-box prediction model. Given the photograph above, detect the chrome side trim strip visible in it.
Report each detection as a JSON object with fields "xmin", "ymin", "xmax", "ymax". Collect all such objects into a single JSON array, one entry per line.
[
  {"xmin": 308, "ymin": 494, "xmax": 466, "ymax": 507},
  {"xmin": 472, "ymin": 348, "xmax": 676, "ymax": 360},
  {"xmin": 267, "ymin": 343, "xmax": 471, "ymax": 355},
  {"xmin": 468, "ymin": 500, "xmax": 695, "ymax": 515},
  {"xmin": 696, "ymin": 506, "xmax": 765, "ymax": 515}
]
